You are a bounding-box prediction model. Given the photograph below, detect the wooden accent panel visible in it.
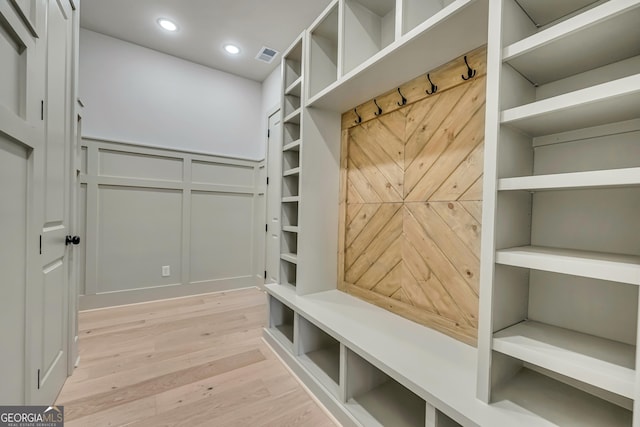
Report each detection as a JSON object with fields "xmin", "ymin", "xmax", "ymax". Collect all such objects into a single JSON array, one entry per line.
[{"xmin": 338, "ymin": 49, "xmax": 486, "ymax": 346}]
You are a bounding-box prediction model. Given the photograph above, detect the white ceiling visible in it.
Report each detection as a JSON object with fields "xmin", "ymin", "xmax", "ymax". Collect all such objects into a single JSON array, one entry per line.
[{"xmin": 79, "ymin": 0, "xmax": 333, "ymax": 82}]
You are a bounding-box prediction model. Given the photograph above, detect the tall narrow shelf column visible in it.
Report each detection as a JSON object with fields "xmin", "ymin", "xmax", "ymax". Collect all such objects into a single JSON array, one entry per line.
[{"xmin": 280, "ymin": 33, "xmax": 305, "ymax": 288}]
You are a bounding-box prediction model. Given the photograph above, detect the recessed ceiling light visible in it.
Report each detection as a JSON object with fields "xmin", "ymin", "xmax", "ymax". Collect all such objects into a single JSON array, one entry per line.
[
  {"xmin": 158, "ymin": 18, "xmax": 178, "ymax": 32},
  {"xmin": 224, "ymin": 44, "xmax": 240, "ymax": 55}
]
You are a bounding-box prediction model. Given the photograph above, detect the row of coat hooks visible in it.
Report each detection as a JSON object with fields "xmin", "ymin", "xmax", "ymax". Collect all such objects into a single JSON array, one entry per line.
[{"xmin": 354, "ymin": 55, "xmax": 477, "ymax": 124}]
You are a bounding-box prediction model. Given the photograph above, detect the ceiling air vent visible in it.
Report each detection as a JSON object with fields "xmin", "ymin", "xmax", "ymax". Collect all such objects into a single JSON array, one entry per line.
[{"xmin": 255, "ymin": 46, "xmax": 279, "ymax": 64}]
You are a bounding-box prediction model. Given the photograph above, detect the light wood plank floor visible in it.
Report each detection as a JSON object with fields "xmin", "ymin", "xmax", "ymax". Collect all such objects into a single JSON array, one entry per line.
[{"xmin": 56, "ymin": 287, "xmax": 337, "ymax": 427}]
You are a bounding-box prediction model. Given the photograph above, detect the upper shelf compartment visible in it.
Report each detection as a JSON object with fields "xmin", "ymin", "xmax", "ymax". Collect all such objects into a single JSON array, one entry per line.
[
  {"xmin": 308, "ymin": 1, "xmax": 340, "ymax": 99},
  {"xmin": 403, "ymin": 0, "xmax": 457, "ymax": 35},
  {"xmin": 512, "ymin": 0, "xmax": 603, "ymax": 28},
  {"xmin": 284, "ymin": 36, "xmax": 304, "ymax": 89},
  {"xmin": 501, "ymin": 73, "xmax": 640, "ymax": 136},
  {"xmin": 307, "ymin": 0, "xmax": 488, "ymax": 111},
  {"xmin": 343, "ymin": 0, "xmax": 396, "ymax": 75},
  {"xmin": 503, "ymin": 1, "xmax": 640, "ymax": 86}
]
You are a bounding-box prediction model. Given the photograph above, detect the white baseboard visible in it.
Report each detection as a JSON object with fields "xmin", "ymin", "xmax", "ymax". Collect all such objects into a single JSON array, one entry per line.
[{"xmin": 79, "ymin": 276, "xmax": 254, "ymax": 310}]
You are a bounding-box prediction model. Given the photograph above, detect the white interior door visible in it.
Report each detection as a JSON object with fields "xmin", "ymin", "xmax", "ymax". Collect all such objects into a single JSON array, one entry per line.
[
  {"xmin": 30, "ymin": 0, "xmax": 73, "ymax": 404},
  {"xmin": 265, "ymin": 110, "xmax": 282, "ymax": 283},
  {"xmin": 0, "ymin": 0, "xmax": 45, "ymax": 405}
]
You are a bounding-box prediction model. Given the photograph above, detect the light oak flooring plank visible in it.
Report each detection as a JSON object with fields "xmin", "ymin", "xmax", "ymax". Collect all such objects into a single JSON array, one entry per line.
[{"xmin": 56, "ymin": 288, "xmax": 337, "ymax": 427}]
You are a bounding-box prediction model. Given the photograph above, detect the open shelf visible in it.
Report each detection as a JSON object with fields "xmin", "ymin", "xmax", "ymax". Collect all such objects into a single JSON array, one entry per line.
[
  {"xmin": 281, "ymin": 196, "xmax": 300, "ymax": 203},
  {"xmin": 343, "ymin": 0, "xmax": 396, "ymax": 75},
  {"xmin": 297, "ymin": 316, "xmax": 340, "ymax": 396},
  {"xmin": 281, "ymin": 202, "xmax": 298, "ymax": 227},
  {"xmin": 284, "ymin": 36, "xmax": 303, "ymax": 89},
  {"xmin": 345, "ymin": 348, "xmax": 426, "ymax": 427},
  {"xmin": 307, "ymin": 0, "xmax": 488, "ymax": 111},
  {"xmin": 503, "ymin": 2, "xmax": 640, "ymax": 85},
  {"xmin": 402, "ymin": 0, "xmax": 457, "ymax": 35},
  {"xmin": 497, "ymin": 167, "xmax": 640, "ymax": 191},
  {"xmin": 281, "ymin": 229, "xmax": 298, "ymax": 253},
  {"xmin": 283, "ymin": 108, "xmax": 301, "ymax": 125},
  {"xmin": 308, "ymin": 2, "xmax": 339, "ymax": 99},
  {"xmin": 283, "ymin": 167, "xmax": 300, "ymax": 177},
  {"xmin": 280, "ymin": 261, "xmax": 297, "ymax": 287},
  {"xmin": 285, "ymin": 76, "xmax": 302, "ymax": 97},
  {"xmin": 283, "ymin": 121, "xmax": 300, "ymax": 146},
  {"xmin": 283, "ymin": 139, "xmax": 301, "ymax": 152},
  {"xmin": 282, "ymin": 225, "xmax": 299, "ymax": 233},
  {"xmin": 500, "ymin": 73, "xmax": 640, "ymax": 136},
  {"xmin": 282, "ymin": 175, "xmax": 299, "ymax": 198},
  {"xmin": 492, "ymin": 368, "xmax": 632, "ymax": 426},
  {"xmin": 269, "ymin": 296, "xmax": 295, "ymax": 349},
  {"xmin": 284, "ymin": 94, "xmax": 301, "ymax": 118},
  {"xmin": 493, "ymin": 320, "xmax": 635, "ymax": 398},
  {"xmin": 495, "ymin": 246, "xmax": 640, "ymax": 285},
  {"xmin": 281, "ymin": 253, "xmax": 298, "ymax": 264}
]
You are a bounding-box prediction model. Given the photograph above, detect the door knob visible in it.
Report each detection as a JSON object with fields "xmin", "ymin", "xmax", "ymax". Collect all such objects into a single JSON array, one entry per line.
[{"xmin": 65, "ymin": 235, "xmax": 81, "ymax": 246}]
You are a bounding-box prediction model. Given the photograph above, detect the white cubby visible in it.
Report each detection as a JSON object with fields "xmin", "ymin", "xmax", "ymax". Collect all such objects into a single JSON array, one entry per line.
[
  {"xmin": 308, "ymin": 2, "xmax": 339, "ymax": 98},
  {"xmin": 283, "ymin": 93, "xmax": 301, "ymax": 118},
  {"xmin": 281, "ymin": 200, "xmax": 298, "ymax": 227},
  {"xmin": 280, "ymin": 260, "xmax": 297, "ymax": 287},
  {"xmin": 402, "ymin": 0, "xmax": 456, "ymax": 35},
  {"xmin": 345, "ymin": 348, "xmax": 426, "ymax": 427},
  {"xmin": 280, "ymin": 230, "xmax": 298, "ymax": 255},
  {"xmin": 283, "ymin": 123, "xmax": 300, "ymax": 145},
  {"xmin": 284, "ymin": 38, "xmax": 303, "ymax": 89},
  {"xmin": 282, "ymin": 149, "xmax": 300, "ymax": 171},
  {"xmin": 342, "ymin": 0, "xmax": 396, "ymax": 74},
  {"xmin": 281, "ymin": 174, "xmax": 299, "ymax": 198},
  {"xmin": 297, "ymin": 316, "xmax": 340, "ymax": 395},
  {"xmin": 503, "ymin": 2, "xmax": 640, "ymax": 86},
  {"xmin": 269, "ymin": 296, "xmax": 295, "ymax": 347}
]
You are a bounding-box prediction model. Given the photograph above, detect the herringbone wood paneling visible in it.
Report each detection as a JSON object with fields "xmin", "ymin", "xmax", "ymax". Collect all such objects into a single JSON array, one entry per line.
[{"xmin": 339, "ymin": 51, "xmax": 486, "ymax": 346}]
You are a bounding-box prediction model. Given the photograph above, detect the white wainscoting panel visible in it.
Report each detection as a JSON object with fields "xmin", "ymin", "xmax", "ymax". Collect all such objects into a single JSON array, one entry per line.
[{"xmin": 79, "ymin": 138, "xmax": 263, "ymax": 309}]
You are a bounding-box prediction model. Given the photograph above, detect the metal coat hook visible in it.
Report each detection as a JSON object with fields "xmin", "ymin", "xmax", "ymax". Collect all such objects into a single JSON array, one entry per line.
[
  {"xmin": 461, "ymin": 56, "xmax": 477, "ymax": 81},
  {"xmin": 354, "ymin": 107, "xmax": 362, "ymax": 124},
  {"xmin": 374, "ymin": 99, "xmax": 382, "ymax": 116},
  {"xmin": 425, "ymin": 74, "xmax": 437, "ymax": 95},
  {"xmin": 397, "ymin": 88, "xmax": 407, "ymax": 106}
]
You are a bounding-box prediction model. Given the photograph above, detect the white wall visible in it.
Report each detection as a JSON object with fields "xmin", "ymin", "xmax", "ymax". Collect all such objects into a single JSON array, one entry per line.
[{"xmin": 79, "ymin": 29, "xmax": 263, "ymax": 159}]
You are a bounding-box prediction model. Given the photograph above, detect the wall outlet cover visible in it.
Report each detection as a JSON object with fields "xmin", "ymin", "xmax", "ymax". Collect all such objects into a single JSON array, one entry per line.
[{"xmin": 162, "ymin": 265, "xmax": 170, "ymax": 277}]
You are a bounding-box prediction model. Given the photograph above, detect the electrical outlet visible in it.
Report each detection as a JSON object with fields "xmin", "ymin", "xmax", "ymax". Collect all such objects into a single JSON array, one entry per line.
[{"xmin": 162, "ymin": 265, "xmax": 170, "ymax": 277}]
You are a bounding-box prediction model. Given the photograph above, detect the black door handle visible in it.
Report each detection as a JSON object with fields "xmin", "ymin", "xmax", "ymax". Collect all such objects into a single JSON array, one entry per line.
[{"xmin": 65, "ymin": 235, "xmax": 81, "ymax": 246}]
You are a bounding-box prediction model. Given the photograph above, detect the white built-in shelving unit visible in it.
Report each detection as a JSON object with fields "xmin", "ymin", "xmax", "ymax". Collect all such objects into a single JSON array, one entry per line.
[
  {"xmin": 267, "ymin": 0, "xmax": 640, "ymax": 425},
  {"xmin": 477, "ymin": 0, "xmax": 640, "ymax": 426},
  {"xmin": 279, "ymin": 34, "xmax": 305, "ymax": 289}
]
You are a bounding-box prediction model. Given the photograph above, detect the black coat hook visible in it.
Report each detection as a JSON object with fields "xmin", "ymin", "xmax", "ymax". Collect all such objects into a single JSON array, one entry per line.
[
  {"xmin": 354, "ymin": 107, "xmax": 362, "ymax": 124},
  {"xmin": 461, "ymin": 56, "xmax": 477, "ymax": 81},
  {"xmin": 426, "ymin": 74, "xmax": 437, "ymax": 95},
  {"xmin": 374, "ymin": 99, "xmax": 382, "ymax": 116},
  {"xmin": 397, "ymin": 88, "xmax": 407, "ymax": 106}
]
